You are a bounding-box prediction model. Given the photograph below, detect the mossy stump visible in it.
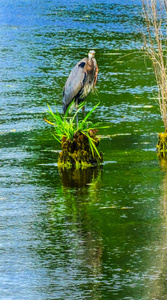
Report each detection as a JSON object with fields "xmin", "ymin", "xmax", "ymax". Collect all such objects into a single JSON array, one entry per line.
[
  {"xmin": 58, "ymin": 129, "xmax": 103, "ymax": 168},
  {"xmin": 157, "ymin": 132, "xmax": 167, "ymax": 160}
]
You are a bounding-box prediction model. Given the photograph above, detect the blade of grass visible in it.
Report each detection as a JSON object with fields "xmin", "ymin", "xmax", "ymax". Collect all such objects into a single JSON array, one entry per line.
[
  {"xmin": 81, "ymin": 130, "xmax": 101, "ymax": 158},
  {"xmin": 81, "ymin": 102, "xmax": 100, "ymax": 124},
  {"xmin": 64, "ymin": 99, "xmax": 75, "ymax": 119},
  {"xmin": 51, "ymin": 132, "xmax": 61, "ymax": 143},
  {"xmin": 44, "ymin": 118, "xmax": 56, "ymax": 126}
]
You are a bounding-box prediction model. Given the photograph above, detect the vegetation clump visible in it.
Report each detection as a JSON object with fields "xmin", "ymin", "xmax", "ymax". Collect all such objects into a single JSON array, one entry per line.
[
  {"xmin": 157, "ymin": 132, "xmax": 167, "ymax": 159},
  {"xmin": 45, "ymin": 102, "xmax": 103, "ymax": 168},
  {"xmin": 58, "ymin": 129, "xmax": 103, "ymax": 168}
]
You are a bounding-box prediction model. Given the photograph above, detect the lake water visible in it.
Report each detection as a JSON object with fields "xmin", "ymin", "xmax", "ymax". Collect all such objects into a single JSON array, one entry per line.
[{"xmin": 1, "ymin": 0, "xmax": 167, "ymax": 299}]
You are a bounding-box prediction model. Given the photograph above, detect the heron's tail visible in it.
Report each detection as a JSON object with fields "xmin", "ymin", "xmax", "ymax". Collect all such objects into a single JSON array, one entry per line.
[
  {"xmin": 63, "ymin": 97, "xmax": 67, "ymax": 115},
  {"xmin": 63, "ymin": 97, "xmax": 75, "ymax": 115}
]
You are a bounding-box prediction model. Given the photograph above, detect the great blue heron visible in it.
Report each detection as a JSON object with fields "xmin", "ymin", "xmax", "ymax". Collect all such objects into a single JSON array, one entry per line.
[{"xmin": 63, "ymin": 50, "xmax": 98, "ymax": 125}]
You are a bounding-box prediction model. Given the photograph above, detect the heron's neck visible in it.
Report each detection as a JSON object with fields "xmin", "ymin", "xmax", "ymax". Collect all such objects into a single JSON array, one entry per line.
[{"xmin": 88, "ymin": 54, "xmax": 92, "ymax": 61}]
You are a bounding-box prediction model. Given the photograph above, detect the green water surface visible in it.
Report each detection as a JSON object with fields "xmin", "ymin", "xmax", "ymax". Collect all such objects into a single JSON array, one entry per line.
[{"xmin": 0, "ymin": 0, "xmax": 167, "ymax": 299}]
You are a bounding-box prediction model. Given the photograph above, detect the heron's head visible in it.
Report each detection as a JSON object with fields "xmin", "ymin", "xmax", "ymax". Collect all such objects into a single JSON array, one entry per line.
[{"xmin": 88, "ymin": 50, "xmax": 95, "ymax": 60}]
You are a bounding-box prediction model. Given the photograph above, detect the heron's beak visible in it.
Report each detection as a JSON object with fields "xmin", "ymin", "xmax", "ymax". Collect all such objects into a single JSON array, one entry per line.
[{"xmin": 89, "ymin": 50, "xmax": 95, "ymax": 58}]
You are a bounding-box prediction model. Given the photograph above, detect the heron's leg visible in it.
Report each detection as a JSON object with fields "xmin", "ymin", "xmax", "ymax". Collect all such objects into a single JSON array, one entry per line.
[
  {"xmin": 75, "ymin": 101, "xmax": 78, "ymax": 128},
  {"xmin": 76, "ymin": 113, "xmax": 78, "ymax": 128},
  {"xmin": 82, "ymin": 105, "xmax": 85, "ymax": 118}
]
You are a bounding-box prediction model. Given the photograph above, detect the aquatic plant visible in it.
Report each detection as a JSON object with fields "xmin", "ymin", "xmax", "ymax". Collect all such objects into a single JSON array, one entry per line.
[
  {"xmin": 157, "ymin": 132, "xmax": 167, "ymax": 151},
  {"xmin": 44, "ymin": 102, "xmax": 103, "ymax": 168},
  {"xmin": 142, "ymin": 0, "xmax": 167, "ymax": 130}
]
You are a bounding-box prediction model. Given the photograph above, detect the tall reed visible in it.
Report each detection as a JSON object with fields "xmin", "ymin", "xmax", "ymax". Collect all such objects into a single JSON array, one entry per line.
[{"xmin": 142, "ymin": 0, "xmax": 167, "ymax": 130}]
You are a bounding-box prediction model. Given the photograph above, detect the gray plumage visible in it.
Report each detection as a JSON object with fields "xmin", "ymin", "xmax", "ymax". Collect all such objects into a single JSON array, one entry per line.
[{"xmin": 63, "ymin": 51, "xmax": 98, "ymax": 115}]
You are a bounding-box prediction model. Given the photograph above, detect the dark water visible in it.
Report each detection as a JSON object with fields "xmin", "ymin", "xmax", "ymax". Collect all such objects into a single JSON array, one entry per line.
[{"xmin": 1, "ymin": 0, "xmax": 167, "ymax": 299}]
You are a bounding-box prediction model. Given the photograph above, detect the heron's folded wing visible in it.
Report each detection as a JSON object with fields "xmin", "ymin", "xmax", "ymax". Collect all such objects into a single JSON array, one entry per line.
[{"xmin": 63, "ymin": 59, "xmax": 87, "ymax": 107}]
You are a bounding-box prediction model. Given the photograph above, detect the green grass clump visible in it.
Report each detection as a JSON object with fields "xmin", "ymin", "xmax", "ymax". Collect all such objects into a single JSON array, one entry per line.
[{"xmin": 45, "ymin": 101, "xmax": 103, "ymax": 160}]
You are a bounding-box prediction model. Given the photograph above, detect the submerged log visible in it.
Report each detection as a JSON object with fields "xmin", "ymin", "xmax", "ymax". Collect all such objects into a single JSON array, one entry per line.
[{"xmin": 58, "ymin": 129, "xmax": 103, "ymax": 168}]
